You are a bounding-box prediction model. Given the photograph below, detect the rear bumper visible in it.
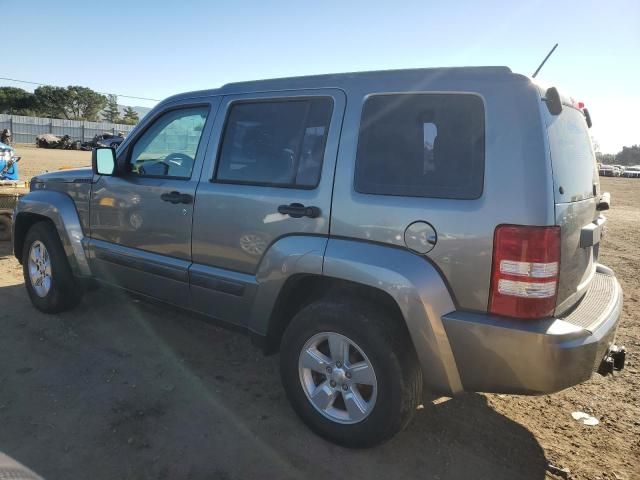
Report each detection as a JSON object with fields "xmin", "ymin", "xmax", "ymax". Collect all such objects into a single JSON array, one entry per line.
[{"xmin": 442, "ymin": 264, "xmax": 623, "ymax": 394}]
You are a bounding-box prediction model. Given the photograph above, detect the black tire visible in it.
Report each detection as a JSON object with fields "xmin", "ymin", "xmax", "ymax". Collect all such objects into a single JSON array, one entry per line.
[
  {"xmin": 0, "ymin": 215, "xmax": 11, "ymax": 241},
  {"xmin": 22, "ymin": 221, "xmax": 83, "ymax": 313},
  {"xmin": 280, "ymin": 297, "xmax": 422, "ymax": 448}
]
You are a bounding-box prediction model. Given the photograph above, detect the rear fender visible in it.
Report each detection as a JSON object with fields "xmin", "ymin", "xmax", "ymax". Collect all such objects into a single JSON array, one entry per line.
[{"xmin": 323, "ymin": 238, "xmax": 463, "ymax": 395}]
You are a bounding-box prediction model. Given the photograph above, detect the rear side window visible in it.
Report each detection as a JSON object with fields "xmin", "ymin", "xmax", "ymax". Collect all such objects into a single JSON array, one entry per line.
[
  {"xmin": 215, "ymin": 98, "xmax": 333, "ymax": 188},
  {"xmin": 355, "ymin": 94, "xmax": 485, "ymax": 199}
]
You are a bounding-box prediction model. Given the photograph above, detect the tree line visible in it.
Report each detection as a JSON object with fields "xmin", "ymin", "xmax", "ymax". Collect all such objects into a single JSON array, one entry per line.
[
  {"xmin": 596, "ymin": 145, "xmax": 640, "ymax": 167},
  {"xmin": 0, "ymin": 86, "xmax": 140, "ymax": 124}
]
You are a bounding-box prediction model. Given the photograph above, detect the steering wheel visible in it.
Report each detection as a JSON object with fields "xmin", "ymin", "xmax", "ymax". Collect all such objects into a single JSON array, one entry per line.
[
  {"xmin": 164, "ymin": 152, "xmax": 192, "ymax": 166},
  {"xmin": 164, "ymin": 152, "xmax": 194, "ymax": 176},
  {"xmin": 137, "ymin": 153, "xmax": 194, "ymax": 177}
]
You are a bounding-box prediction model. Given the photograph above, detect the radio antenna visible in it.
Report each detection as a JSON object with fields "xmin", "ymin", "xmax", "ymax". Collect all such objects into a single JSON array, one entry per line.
[{"xmin": 532, "ymin": 43, "xmax": 558, "ymax": 78}]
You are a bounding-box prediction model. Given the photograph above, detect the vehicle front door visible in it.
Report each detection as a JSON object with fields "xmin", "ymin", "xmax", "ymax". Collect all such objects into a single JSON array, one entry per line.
[{"xmin": 88, "ymin": 99, "xmax": 219, "ymax": 306}]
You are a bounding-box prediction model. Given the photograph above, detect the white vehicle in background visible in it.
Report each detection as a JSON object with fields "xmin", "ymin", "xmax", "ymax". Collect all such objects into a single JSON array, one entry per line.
[
  {"xmin": 613, "ymin": 165, "xmax": 625, "ymax": 176},
  {"xmin": 599, "ymin": 164, "xmax": 615, "ymax": 176},
  {"xmin": 623, "ymin": 166, "xmax": 640, "ymax": 178}
]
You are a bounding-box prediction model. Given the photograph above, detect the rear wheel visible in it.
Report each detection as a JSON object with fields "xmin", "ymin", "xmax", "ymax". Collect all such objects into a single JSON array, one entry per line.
[
  {"xmin": 22, "ymin": 221, "xmax": 83, "ymax": 313},
  {"xmin": 280, "ymin": 298, "xmax": 422, "ymax": 448}
]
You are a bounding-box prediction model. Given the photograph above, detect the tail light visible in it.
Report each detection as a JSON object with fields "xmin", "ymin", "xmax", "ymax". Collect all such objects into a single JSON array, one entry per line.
[{"xmin": 489, "ymin": 225, "xmax": 560, "ymax": 319}]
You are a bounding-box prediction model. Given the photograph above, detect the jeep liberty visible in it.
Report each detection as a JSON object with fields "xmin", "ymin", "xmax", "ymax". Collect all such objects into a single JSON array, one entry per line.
[{"xmin": 13, "ymin": 67, "xmax": 625, "ymax": 447}]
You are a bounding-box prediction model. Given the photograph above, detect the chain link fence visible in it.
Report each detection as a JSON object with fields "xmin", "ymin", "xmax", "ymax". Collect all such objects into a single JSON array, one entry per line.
[{"xmin": 0, "ymin": 114, "xmax": 137, "ymax": 144}]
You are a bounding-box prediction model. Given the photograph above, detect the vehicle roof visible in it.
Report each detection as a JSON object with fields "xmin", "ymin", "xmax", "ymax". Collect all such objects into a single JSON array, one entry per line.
[{"xmin": 163, "ymin": 66, "xmax": 523, "ymax": 103}]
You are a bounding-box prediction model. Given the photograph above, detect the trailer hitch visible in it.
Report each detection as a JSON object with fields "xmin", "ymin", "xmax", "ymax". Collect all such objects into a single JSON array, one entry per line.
[{"xmin": 598, "ymin": 345, "xmax": 626, "ymax": 376}]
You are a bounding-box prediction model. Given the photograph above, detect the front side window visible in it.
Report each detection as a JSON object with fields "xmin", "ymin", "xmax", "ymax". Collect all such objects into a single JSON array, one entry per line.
[
  {"xmin": 215, "ymin": 98, "xmax": 333, "ymax": 188},
  {"xmin": 355, "ymin": 94, "xmax": 485, "ymax": 199},
  {"xmin": 129, "ymin": 106, "xmax": 209, "ymax": 178}
]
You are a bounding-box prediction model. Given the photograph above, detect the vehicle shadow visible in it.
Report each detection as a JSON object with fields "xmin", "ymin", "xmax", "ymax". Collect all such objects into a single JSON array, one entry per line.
[{"xmin": 0, "ymin": 280, "xmax": 548, "ymax": 480}]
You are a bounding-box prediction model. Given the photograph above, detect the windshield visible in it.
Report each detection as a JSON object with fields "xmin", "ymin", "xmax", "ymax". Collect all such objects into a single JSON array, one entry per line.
[{"xmin": 547, "ymin": 106, "xmax": 597, "ymax": 203}]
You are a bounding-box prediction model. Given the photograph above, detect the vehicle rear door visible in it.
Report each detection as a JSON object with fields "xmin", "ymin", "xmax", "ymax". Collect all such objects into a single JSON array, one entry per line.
[
  {"xmin": 190, "ymin": 89, "xmax": 345, "ymax": 325},
  {"xmin": 544, "ymin": 102, "xmax": 602, "ymax": 314}
]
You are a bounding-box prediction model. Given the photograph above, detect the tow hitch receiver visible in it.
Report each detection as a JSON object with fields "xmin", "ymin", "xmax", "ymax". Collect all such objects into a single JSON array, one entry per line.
[{"xmin": 598, "ymin": 345, "xmax": 626, "ymax": 375}]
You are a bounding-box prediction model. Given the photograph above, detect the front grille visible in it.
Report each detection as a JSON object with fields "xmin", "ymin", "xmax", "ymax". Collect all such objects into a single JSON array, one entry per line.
[{"xmin": 561, "ymin": 272, "xmax": 618, "ymax": 332}]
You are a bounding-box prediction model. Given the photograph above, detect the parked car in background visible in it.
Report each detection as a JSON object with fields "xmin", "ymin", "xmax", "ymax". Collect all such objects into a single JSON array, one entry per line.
[
  {"xmin": 12, "ymin": 67, "xmax": 625, "ymax": 447},
  {"xmin": 92, "ymin": 133, "xmax": 125, "ymax": 149},
  {"xmin": 613, "ymin": 165, "xmax": 625, "ymax": 176},
  {"xmin": 599, "ymin": 164, "xmax": 615, "ymax": 176},
  {"xmin": 623, "ymin": 166, "xmax": 640, "ymax": 178},
  {"xmin": 36, "ymin": 134, "xmax": 82, "ymax": 150}
]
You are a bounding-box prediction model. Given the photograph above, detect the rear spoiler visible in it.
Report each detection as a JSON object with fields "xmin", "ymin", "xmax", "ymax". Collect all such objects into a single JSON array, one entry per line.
[{"xmin": 542, "ymin": 86, "xmax": 592, "ymax": 128}]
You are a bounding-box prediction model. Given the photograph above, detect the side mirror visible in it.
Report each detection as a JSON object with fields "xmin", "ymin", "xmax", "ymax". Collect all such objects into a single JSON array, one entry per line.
[{"xmin": 92, "ymin": 147, "xmax": 116, "ymax": 176}]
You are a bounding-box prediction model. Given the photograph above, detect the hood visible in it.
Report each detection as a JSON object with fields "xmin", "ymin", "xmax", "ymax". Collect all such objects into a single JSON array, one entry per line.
[{"xmin": 32, "ymin": 167, "xmax": 92, "ymax": 184}]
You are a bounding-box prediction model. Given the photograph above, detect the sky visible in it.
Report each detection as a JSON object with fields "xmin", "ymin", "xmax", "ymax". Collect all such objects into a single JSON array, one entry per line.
[{"xmin": 2, "ymin": 0, "xmax": 638, "ymax": 153}]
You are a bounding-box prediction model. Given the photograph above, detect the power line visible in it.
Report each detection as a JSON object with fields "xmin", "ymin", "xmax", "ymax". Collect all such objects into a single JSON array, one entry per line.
[{"xmin": 0, "ymin": 76, "xmax": 161, "ymax": 102}]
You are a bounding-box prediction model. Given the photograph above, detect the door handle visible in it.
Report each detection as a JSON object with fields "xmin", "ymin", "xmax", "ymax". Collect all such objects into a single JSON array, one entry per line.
[
  {"xmin": 160, "ymin": 191, "xmax": 193, "ymax": 204},
  {"xmin": 277, "ymin": 203, "xmax": 321, "ymax": 219}
]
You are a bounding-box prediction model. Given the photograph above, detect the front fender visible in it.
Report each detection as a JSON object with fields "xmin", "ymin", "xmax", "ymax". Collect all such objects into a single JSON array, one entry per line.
[
  {"xmin": 323, "ymin": 238, "xmax": 463, "ymax": 395},
  {"xmin": 13, "ymin": 190, "xmax": 91, "ymax": 276}
]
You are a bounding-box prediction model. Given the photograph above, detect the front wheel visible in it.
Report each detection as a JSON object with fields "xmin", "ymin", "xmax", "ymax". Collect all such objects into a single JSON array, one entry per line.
[
  {"xmin": 22, "ymin": 221, "xmax": 83, "ymax": 313},
  {"xmin": 280, "ymin": 298, "xmax": 422, "ymax": 448}
]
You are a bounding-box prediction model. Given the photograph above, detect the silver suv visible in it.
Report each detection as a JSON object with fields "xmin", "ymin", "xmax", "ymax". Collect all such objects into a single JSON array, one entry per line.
[{"xmin": 13, "ymin": 67, "xmax": 624, "ymax": 447}]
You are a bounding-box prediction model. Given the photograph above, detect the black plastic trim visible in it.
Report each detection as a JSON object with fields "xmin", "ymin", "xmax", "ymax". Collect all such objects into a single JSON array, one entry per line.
[
  {"xmin": 94, "ymin": 248, "xmax": 188, "ymax": 283},
  {"xmin": 189, "ymin": 271, "xmax": 246, "ymax": 297}
]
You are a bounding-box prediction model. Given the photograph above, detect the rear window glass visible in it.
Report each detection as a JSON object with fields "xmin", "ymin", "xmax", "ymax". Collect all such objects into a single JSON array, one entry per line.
[
  {"xmin": 215, "ymin": 98, "xmax": 333, "ymax": 188},
  {"xmin": 547, "ymin": 107, "xmax": 596, "ymax": 202},
  {"xmin": 355, "ymin": 94, "xmax": 485, "ymax": 199}
]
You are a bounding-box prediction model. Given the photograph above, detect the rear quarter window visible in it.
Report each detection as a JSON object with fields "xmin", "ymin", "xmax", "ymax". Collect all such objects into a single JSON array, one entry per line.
[{"xmin": 355, "ymin": 94, "xmax": 485, "ymax": 199}]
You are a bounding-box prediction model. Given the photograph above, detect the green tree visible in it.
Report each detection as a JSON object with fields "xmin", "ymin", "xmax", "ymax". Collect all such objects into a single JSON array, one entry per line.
[
  {"xmin": 65, "ymin": 86, "xmax": 107, "ymax": 121},
  {"xmin": 615, "ymin": 145, "xmax": 640, "ymax": 166},
  {"xmin": 33, "ymin": 85, "xmax": 107, "ymax": 120},
  {"xmin": 0, "ymin": 87, "xmax": 36, "ymax": 114},
  {"xmin": 33, "ymin": 85, "xmax": 70, "ymax": 118},
  {"xmin": 122, "ymin": 106, "xmax": 140, "ymax": 125},
  {"xmin": 102, "ymin": 95, "xmax": 121, "ymax": 122},
  {"xmin": 596, "ymin": 152, "xmax": 615, "ymax": 164}
]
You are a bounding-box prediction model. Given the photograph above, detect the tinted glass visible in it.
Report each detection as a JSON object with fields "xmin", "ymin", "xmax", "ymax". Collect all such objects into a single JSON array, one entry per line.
[
  {"xmin": 355, "ymin": 94, "xmax": 485, "ymax": 199},
  {"xmin": 216, "ymin": 98, "xmax": 333, "ymax": 187},
  {"xmin": 129, "ymin": 106, "xmax": 208, "ymax": 178},
  {"xmin": 547, "ymin": 107, "xmax": 596, "ymax": 202}
]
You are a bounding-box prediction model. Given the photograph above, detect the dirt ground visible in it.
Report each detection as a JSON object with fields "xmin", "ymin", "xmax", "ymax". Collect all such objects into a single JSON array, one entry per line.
[
  {"xmin": 11, "ymin": 144, "xmax": 91, "ymax": 181},
  {"xmin": 0, "ymin": 147, "xmax": 638, "ymax": 480}
]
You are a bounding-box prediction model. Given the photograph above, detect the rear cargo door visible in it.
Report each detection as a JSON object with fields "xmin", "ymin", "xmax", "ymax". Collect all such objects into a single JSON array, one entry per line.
[{"xmin": 545, "ymin": 103, "xmax": 601, "ymax": 314}]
